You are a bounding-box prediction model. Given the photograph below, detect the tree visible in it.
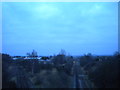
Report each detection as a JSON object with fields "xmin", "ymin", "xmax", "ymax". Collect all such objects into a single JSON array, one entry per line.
[
  {"xmin": 59, "ymin": 49, "xmax": 66, "ymax": 55},
  {"xmin": 114, "ymin": 51, "xmax": 120, "ymax": 58},
  {"xmin": 26, "ymin": 50, "xmax": 38, "ymax": 74},
  {"xmin": 27, "ymin": 50, "xmax": 38, "ymax": 58}
]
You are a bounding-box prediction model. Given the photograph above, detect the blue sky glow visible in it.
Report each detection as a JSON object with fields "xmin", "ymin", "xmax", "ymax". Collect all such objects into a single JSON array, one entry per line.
[{"xmin": 2, "ymin": 2, "xmax": 118, "ymax": 56}]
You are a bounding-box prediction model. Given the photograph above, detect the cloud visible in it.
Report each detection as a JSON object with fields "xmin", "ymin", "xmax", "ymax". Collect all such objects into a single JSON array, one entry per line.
[
  {"xmin": 32, "ymin": 4, "xmax": 60, "ymax": 19},
  {"xmin": 2, "ymin": 2, "xmax": 118, "ymax": 55}
]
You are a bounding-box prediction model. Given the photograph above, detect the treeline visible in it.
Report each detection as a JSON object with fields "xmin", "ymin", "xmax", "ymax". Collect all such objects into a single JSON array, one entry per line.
[
  {"xmin": 79, "ymin": 52, "xmax": 120, "ymax": 88},
  {"xmin": 2, "ymin": 51, "xmax": 120, "ymax": 88},
  {"xmin": 2, "ymin": 50, "xmax": 74, "ymax": 88}
]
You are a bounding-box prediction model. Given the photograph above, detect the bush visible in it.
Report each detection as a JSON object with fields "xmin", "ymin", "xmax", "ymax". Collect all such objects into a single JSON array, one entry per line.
[{"xmin": 88, "ymin": 56, "xmax": 120, "ymax": 88}]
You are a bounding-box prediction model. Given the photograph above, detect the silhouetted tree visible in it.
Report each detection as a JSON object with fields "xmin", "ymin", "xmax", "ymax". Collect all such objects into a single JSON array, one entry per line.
[
  {"xmin": 27, "ymin": 50, "xmax": 38, "ymax": 74},
  {"xmin": 59, "ymin": 49, "xmax": 66, "ymax": 55},
  {"xmin": 114, "ymin": 51, "xmax": 120, "ymax": 58}
]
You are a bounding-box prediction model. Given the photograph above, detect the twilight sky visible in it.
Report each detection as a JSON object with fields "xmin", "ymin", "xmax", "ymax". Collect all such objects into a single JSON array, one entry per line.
[{"xmin": 2, "ymin": 2, "xmax": 118, "ymax": 56}]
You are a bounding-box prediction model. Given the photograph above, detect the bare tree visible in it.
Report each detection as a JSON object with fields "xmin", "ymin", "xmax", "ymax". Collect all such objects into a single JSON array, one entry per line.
[
  {"xmin": 26, "ymin": 50, "xmax": 38, "ymax": 74},
  {"xmin": 59, "ymin": 49, "xmax": 66, "ymax": 55}
]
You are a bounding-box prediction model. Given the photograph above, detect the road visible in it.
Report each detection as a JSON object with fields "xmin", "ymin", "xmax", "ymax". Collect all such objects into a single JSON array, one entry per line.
[{"xmin": 72, "ymin": 59, "xmax": 91, "ymax": 89}]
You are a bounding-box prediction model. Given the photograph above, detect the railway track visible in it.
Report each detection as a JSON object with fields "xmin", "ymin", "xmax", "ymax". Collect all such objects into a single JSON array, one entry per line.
[{"xmin": 73, "ymin": 60, "xmax": 91, "ymax": 89}]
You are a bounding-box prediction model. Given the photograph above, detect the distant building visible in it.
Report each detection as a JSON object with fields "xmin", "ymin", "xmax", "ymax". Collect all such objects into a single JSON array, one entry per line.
[
  {"xmin": 24, "ymin": 56, "xmax": 42, "ymax": 60},
  {"xmin": 12, "ymin": 56, "xmax": 24, "ymax": 60},
  {"xmin": 11, "ymin": 56, "xmax": 52, "ymax": 64}
]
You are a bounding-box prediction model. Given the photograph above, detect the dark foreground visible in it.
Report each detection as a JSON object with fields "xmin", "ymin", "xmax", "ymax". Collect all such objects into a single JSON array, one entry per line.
[{"xmin": 2, "ymin": 52, "xmax": 120, "ymax": 89}]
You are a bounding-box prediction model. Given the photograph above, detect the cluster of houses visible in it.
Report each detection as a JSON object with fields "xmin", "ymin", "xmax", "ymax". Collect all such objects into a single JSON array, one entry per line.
[
  {"xmin": 12, "ymin": 56, "xmax": 52, "ymax": 64},
  {"xmin": 12, "ymin": 56, "xmax": 41, "ymax": 60}
]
